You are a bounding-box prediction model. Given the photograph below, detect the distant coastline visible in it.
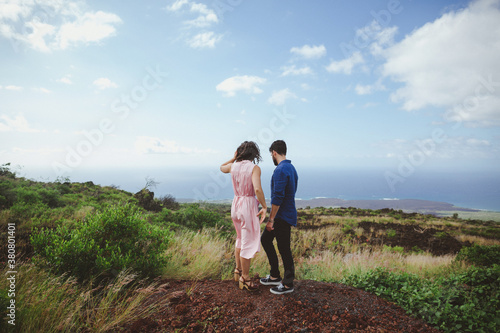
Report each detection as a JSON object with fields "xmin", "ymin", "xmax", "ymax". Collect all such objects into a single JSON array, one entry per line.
[
  {"xmin": 182, "ymin": 197, "xmax": 480, "ymax": 212},
  {"xmin": 293, "ymin": 198, "xmax": 480, "ymax": 213},
  {"xmin": 181, "ymin": 197, "xmax": 500, "ymax": 220}
]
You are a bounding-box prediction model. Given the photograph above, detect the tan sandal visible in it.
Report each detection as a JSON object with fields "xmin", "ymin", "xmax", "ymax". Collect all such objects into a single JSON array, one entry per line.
[
  {"xmin": 234, "ymin": 268, "xmax": 242, "ymax": 282},
  {"xmin": 239, "ymin": 276, "xmax": 258, "ymax": 291}
]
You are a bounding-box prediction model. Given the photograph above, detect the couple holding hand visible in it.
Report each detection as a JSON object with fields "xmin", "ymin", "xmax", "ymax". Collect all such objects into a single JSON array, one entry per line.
[{"xmin": 220, "ymin": 140, "xmax": 298, "ymax": 294}]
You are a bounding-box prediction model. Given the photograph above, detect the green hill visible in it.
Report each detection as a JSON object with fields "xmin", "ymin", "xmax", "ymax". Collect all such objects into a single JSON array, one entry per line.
[{"xmin": 0, "ymin": 163, "xmax": 499, "ymax": 332}]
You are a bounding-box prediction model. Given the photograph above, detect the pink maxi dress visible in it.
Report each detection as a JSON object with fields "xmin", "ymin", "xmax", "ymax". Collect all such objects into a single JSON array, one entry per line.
[{"xmin": 230, "ymin": 160, "xmax": 261, "ymax": 259}]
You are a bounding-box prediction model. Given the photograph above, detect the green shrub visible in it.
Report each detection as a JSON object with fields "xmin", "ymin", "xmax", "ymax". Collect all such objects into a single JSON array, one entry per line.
[
  {"xmin": 182, "ymin": 204, "xmax": 223, "ymax": 229},
  {"xmin": 342, "ymin": 266, "xmax": 500, "ymax": 333},
  {"xmin": 38, "ymin": 188, "xmax": 62, "ymax": 208},
  {"xmin": 15, "ymin": 187, "xmax": 42, "ymax": 205},
  {"xmin": 10, "ymin": 201, "xmax": 49, "ymax": 219},
  {"xmin": 386, "ymin": 229, "xmax": 396, "ymax": 238},
  {"xmin": 341, "ymin": 224, "xmax": 352, "ymax": 234},
  {"xmin": 0, "ymin": 180, "xmax": 16, "ymax": 209},
  {"xmin": 383, "ymin": 245, "xmax": 404, "ymax": 254},
  {"xmin": 156, "ymin": 204, "xmax": 224, "ymax": 230},
  {"xmin": 455, "ymin": 244, "xmax": 500, "ymax": 267},
  {"xmin": 31, "ymin": 203, "xmax": 172, "ymax": 282},
  {"xmin": 0, "ymin": 163, "xmax": 16, "ymax": 178},
  {"xmin": 434, "ymin": 231, "xmax": 448, "ymax": 239},
  {"xmin": 411, "ymin": 245, "xmax": 425, "ymax": 254}
]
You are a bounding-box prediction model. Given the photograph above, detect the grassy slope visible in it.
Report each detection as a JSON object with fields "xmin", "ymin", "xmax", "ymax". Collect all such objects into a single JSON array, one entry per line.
[{"xmin": 1, "ymin": 168, "xmax": 499, "ymax": 332}]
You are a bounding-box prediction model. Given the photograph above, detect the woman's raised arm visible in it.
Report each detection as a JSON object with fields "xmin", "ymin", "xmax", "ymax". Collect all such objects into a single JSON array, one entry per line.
[{"xmin": 220, "ymin": 151, "xmax": 238, "ymax": 173}]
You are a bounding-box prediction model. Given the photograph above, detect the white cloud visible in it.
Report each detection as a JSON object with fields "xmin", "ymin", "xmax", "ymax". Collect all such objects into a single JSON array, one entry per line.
[
  {"xmin": 216, "ymin": 75, "xmax": 266, "ymax": 97},
  {"xmin": 0, "ymin": 1, "xmax": 122, "ymax": 52},
  {"xmin": 57, "ymin": 11, "xmax": 122, "ymax": 49},
  {"xmin": 186, "ymin": 3, "xmax": 218, "ymax": 27},
  {"xmin": 167, "ymin": 0, "xmax": 190, "ymax": 11},
  {"xmin": 3, "ymin": 85, "xmax": 23, "ymax": 91},
  {"xmin": 0, "ymin": 114, "xmax": 40, "ymax": 132},
  {"xmin": 268, "ymin": 88, "xmax": 297, "ymax": 106},
  {"xmin": 0, "ymin": 1, "xmax": 34, "ymax": 21},
  {"xmin": 281, "ymin": 65, "xmax": 313, "ymax": 77},
  {"xmin": 188, "ymin": 31, "xmax": 222, "ymax": 48},
  {"xmin": 134, "ymin": 136, "xmax": 213, "ymax": 154},
  {"xmin": 355, "ymin": 80, "xmax": 386, "ymax": 95},
  {"xmin": 326, "ymin": 51, "xmax": 364, "ymax": 75},
  {"xmin": 354, "ymin": 20, "xmax": 398, "ymax": 56},
  {"xmin": 166, "ymin": 0, "xmax": 218, "ymax": 27},
  {"xmin": 37, "ymin": 87, "xmax": 51, "ymax": 94},
  {"xmin": 166, "ymin": 0, "xmax": 221, "ymax": 46},
  {"xmin": 355, "ymin": 84, "xmax": 373, "ymax": 95},
  {"xmin": 290, "ymin": 44, "xmax": 326, "ymax": 59},
  {"xmin": 382, "ymin": 0, "xmax": 500, "ymax": 127},
  {"xmin": 57, "ymin": 76, "xmax": 72, "ymax": 84},
  {"xmin": 93, "ymin": 77, "xmax": 118, "ymax": 90},
  {"xmin": 23, "ymin": 20, "xmax": 56, "ymax": 52}
]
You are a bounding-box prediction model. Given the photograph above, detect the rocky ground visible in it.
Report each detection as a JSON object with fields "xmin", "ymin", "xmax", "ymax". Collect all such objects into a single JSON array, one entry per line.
[{"xmin": 122, "ymin": 279, "xmax": 440, "ymax": 332}]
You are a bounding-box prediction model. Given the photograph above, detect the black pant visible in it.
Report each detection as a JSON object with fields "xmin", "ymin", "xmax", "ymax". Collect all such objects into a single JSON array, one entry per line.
[{"xmin": 261, "ymin": 217, "xmax": 295, "ymax": 287}]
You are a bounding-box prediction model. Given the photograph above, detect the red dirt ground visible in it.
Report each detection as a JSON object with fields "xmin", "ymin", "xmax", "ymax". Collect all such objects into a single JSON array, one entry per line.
[{"xmin": 121, "ymin": 278, "xmax": 441, "ymax": 333}]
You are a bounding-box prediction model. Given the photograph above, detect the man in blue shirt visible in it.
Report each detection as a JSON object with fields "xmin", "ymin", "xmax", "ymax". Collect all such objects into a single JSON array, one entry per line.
[{"xmin": 260, "ymin": 140, "xmax": 298, "ymax": 294}]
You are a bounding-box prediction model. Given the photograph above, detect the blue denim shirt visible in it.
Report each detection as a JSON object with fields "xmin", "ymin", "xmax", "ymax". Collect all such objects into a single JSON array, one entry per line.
[{"xmin": 271, "ymin": 160, "xmax": 298, "ymax": 226}]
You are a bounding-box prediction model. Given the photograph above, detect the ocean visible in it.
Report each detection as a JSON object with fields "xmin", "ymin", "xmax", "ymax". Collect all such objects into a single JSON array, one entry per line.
[{"xmin": 34, "ymin": 166, "xmax": 500, "ymax": 212}]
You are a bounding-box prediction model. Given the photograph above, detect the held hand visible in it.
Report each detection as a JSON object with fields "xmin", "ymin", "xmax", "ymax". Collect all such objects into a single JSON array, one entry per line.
[
  {"xmin": 266, "ymin": 220, "xmax": 274, "ymax": 231},
  {"xmin": 257, "ymin": 208, "xmax": 267, "ymax": 224}
]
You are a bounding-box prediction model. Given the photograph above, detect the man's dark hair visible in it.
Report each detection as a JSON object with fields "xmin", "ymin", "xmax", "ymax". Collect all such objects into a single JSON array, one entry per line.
[
  {"xmin": 269, "ymin": 140, "xmax": 287, "ymax": 156},
  {"xmin": 236, "ymin": 141, "xmax": 262, "ymax": 164}
]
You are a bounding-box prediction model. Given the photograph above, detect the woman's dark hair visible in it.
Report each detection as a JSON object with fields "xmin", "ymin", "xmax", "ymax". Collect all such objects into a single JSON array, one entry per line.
[
  {"xmin": 235, "ymin": 141, "xmax": 262, "ymax": 164},
  {"xmin": 269, "ymin": 140, "xmax": 287, "ymax": 156}
]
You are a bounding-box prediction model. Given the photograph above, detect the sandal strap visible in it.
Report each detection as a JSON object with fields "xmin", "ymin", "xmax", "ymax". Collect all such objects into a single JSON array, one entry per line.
[{"xmin": 240, "ymin": 276, "xmax": 257, "ymax": 288}]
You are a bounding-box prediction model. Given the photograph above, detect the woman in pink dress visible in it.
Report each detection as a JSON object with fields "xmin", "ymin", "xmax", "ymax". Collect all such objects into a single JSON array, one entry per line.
[{"xmin": 220, "ymin": 141, "xmax": 267, "ymax": 291}]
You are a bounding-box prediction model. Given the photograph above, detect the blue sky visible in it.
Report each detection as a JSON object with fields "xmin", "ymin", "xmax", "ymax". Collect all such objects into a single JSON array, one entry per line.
[{"xmin": 1, "ymin": 0, "xmax": 499, "ymax": 191}]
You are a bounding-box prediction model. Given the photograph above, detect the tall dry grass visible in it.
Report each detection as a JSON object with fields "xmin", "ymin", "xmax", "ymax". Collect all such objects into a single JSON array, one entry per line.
[
  {"xmin": 163, "ymin": 229, "xmax": 233, "ymax": 280},
  {"xmin": 0, "ymin": 264, "xmax": 165, "ymax": 332},
  {"xmin": 161, "ymin": 225, "xmax": 463, "ymax": 282},
  {"xmin": 297, "ymin": 249, "xmax": 457, "ymax": 282}
]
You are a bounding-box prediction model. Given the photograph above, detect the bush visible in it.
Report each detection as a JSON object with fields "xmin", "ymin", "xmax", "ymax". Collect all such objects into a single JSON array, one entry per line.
[
  {"xmin": 0, "ymin": 180, "xmax": 16, "ymax": 209},
  {"xmin": 158, "ymin": 194, "xmax": 180, "ymax": 210},
  {"xmin": 15, "ymin": 187, "xmax": 42, "ymax": 205},
  {"xmin": 455, "ymin": 244, "xmax": 500, "ymax": 267},
  {"xmin": 10, "ymin": 201, "xmax": 49, "ymax": 219},
  {"xmin": 38, "ymin": 188, "xmax": 62, "ymax": 208},
  {"xmin": 383, "ymin": 245, "xmax": 404, "ymax": 254},
  {"xmin": 155, "ymin": 204, "xmax": 224, "ymax": 230},
  {"xmin": 0, "ymin": 163, "xmax": 16, "ymax": 178},
  {"xmin": 31, "ymin": 203, "xmax": 172, "ymax": 282},
  {"xmin": 342, "ymin": 266, "xmax": 500, "ymax": 332}
]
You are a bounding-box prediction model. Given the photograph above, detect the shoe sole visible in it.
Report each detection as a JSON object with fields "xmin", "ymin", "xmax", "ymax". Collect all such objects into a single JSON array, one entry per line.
[
  {"xmin": 270, "ymin": 288, "xmax": 294, "ymax": 295},
  {"xmin": 260, "ymin": 280, "xmax": 282, "ymax": 286}
]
